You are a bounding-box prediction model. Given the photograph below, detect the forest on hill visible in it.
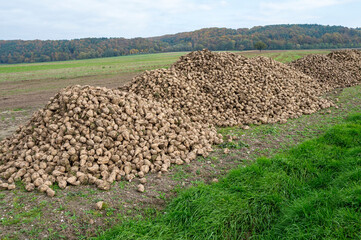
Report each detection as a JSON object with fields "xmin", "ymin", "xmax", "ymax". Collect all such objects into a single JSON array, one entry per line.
[{"xmin": 1, "ymin": 24, "xmax": 361, "ymax": 64}]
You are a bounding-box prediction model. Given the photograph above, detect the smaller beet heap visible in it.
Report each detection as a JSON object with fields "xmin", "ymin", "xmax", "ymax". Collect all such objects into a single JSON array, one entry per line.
[
  {"xmin": 289, "ymin": 49, "xmax": 361, "ymax": 90},
  {"xmin": 0, "ymin": 85, "xmax": 222, "ymax": 196}
]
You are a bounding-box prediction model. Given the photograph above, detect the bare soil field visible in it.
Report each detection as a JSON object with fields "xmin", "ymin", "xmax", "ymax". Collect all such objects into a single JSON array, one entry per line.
[{"xmin": 0, "ymin": 73, "xmax": 135, "ymax": 110}]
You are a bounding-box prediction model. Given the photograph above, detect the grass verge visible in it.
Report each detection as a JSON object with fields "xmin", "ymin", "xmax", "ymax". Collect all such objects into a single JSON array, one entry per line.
[{"xmin": 97, "ymin": 113, "xmax": 361, "ymax": 240}]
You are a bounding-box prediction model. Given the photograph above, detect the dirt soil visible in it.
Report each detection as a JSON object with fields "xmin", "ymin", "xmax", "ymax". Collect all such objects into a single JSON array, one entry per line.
[
  {"xmin": 0, "ymin": 73, "xmax": 135, "ymax": 110},
  {"xmin": 0, "ymin": 73, "xmax": 360, "ymax": 239},
  {"xmin": 0, "ymin": 73, "xmax": 135, "ymax": 141}
]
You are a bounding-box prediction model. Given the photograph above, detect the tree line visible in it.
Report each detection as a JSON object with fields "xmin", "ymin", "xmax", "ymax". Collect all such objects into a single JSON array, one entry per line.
[{"xmin": 1, "ymin": 24, "xmax": 361, "ymax": 64}]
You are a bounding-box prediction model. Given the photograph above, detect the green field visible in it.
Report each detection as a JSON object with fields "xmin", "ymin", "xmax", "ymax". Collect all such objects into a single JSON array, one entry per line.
[
  {"xmin": 0, "ymin": 52, "xmax": 188, "ymax": 82},
  {"xmin": 0, "ymin": 50, "xmax": 330, "ymax": 83},
  {"xmin": 241, "ymin": 49, "xmax": 331, "ymax": 63}
]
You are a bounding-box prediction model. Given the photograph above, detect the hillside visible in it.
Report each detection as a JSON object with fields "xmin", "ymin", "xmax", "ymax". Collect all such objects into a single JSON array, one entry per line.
[{"xmin": 1, "ymin": 24, "xmax": 361, "ymax": 64}]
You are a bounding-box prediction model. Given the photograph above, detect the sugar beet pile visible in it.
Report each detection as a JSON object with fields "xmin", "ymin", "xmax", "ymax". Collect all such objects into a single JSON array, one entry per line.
[
  {"xmin": 0, "ymin": 86, "xmax": 222, "ymax": 195},
  {"xmin": 1, "ymin": 49, "xmax": 360, "ymax": 196},
  {"xmin": 290, "ymin": 49, "xmax": 361, "ymax": 90},
  {"xmin": 123, "ymin": 50, "xmax": 333, "ymax": 126}
]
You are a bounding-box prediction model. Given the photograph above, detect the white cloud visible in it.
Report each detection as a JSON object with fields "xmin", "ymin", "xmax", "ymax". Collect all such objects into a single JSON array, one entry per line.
[
  {"xmin": 260, "ymin": 0, "xmax": 353, "ymax": 11},
  {"xmin": 0, "ymin": 0, "xmax": 226, "ymax": 39},
  {"xmin": 254, "ymin": 0, "xmax": 356, "ymax": 27},
  {"xmin": 0, "ymin": 0, "xmax": 359, "ymax": 40}
]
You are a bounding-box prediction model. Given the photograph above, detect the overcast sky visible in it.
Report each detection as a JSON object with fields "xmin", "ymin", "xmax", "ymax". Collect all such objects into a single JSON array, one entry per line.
[{"xmin": 0, "ymin": 0, "xmax": 360, "ymax": 40}]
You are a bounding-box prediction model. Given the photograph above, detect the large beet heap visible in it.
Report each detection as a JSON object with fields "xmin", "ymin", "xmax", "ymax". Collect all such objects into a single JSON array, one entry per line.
[
  {"xmin": 2, "ymin": 49, "xmax": 348, "ymax": 196},
  {"xmin": 0, "ymin": 86, "xmax": 222, "ymax": 195},
  {"xmin": 123, "ymin": 50, "xmax": 332, "ymax": 126},
  {"xmin": 289, "ymin": 49, "xmax": 361, "ymax": 90}
]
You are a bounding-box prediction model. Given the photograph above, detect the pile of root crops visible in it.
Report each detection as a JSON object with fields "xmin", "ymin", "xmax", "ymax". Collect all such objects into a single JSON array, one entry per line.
[
  {"xmin": 290, "ymin": 49, "xmax": 361, "ymax": 89},
  {"xmin": 1, "ymin": 49, "xmax": 361, "ymax": 196},
  {"xmin": 123, "ymin": 50, "xmax": 333, "ymax": 126},
  {"xmin": 0, "ymin": 86, "xmax": 221, "ymax": 195}
]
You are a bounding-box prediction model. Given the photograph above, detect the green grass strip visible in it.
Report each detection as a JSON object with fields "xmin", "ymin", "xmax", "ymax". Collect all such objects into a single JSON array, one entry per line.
[{"xmin": 96, "ymin": 113, "xmax": 361, "ymax": 240}]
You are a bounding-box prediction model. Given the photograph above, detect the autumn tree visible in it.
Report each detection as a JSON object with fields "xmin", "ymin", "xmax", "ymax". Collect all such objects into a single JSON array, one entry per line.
[{"xmin": 254, "ymin": 41, "xmax": 267, "ymax": 52}]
